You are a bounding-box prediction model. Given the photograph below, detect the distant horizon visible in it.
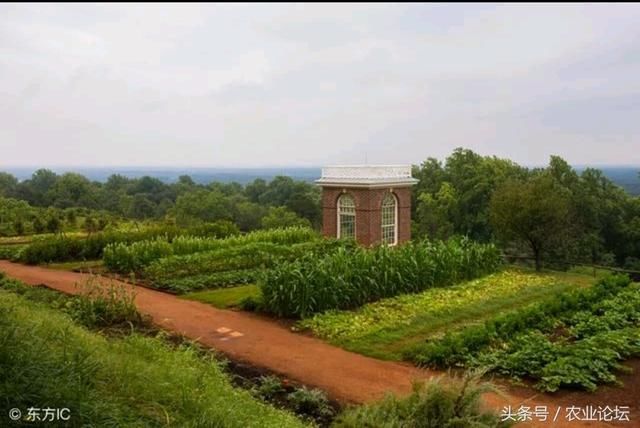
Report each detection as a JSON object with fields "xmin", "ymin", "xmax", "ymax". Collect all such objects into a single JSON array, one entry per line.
[{"xmin": 2, "ymin": 163, "xmax": 640, "ymax": 169}]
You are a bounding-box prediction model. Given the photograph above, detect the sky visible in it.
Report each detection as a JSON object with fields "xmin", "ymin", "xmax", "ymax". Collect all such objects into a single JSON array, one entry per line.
[{"xmin": 1, "ymin": 3, "xmax": 639, "ymax": 167}]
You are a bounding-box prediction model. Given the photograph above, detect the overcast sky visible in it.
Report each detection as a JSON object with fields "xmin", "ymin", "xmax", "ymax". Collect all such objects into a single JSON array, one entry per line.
[{"xmin": 1, "ymin": 4, "xmax": 639, "ymax": 167}]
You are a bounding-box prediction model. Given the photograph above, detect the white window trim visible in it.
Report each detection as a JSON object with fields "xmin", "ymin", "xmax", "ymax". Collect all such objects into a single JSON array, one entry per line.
[
  {"xmin": 381, "ymin": 192, "xmax": 398, "ymax": 246},
  {"xmin": 337, "ymin": 193, "xmax": 356, "ymax": 239}
]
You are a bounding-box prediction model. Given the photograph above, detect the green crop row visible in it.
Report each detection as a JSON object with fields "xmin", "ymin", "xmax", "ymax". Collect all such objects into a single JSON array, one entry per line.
[
  {"xmin": 153, "ymin": 269, "xmax": 262, "ymax": 294},
  {"xmin": 18, "ymin": 221, "xmax": 240, "ymax": 265},
  {"xmin": 144, "ymin": 239, "xmax": 352, "ymax": 288},
  {"xmin": 407, "ymin": 274, "xmax": 632, "ymax": 368},
  {"xmin": 261, "ymin": 238, "xmax": 502, "ymax": 318},
  {"xmin": 0, "ymin": 244, "xmax": 25, "ymax": 261},
  {"xmin": 103, "ymin": 226, "xmax": 319, "ymax": 273},
  {"xmin": 469, "ymin": 283, "xmax": 640, "ymax": 391}
]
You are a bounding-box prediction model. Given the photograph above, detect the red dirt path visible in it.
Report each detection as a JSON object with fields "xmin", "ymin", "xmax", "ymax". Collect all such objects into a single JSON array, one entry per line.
[{"xmin": 1, "ymin": 260, "xmax": 637, "ymax": 428}]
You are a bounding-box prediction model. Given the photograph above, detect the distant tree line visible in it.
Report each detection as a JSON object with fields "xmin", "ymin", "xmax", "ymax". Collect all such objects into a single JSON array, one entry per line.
[
  {"xmin": 0, "ymin": 170, "xmax": 320, "ymax": 235},
  {"xmin": 412, "ymin": 148, "xmax": 640, "ymax": 270},
  {"xmin": 2, "ymin": 149, "xmax": 639, "ymax": 271}
]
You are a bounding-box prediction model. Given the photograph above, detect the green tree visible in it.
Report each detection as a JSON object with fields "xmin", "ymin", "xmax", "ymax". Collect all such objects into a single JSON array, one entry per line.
[
  {"xmin": 174, "ymin": 189, "xmax": 232, "ymax": 227},
  {"xmin": 0, "ymin": 172, "xmax": 18, "ymax": 198},
  {"xmin": 46, "ymin": 214, "xmax": 62, "ymax": 234},
  {"xmin": 32, "ymin": 216, "xmax": 45, "ymax": 234},
  {"xmin": 128, "ymin": 194, "xmax": 157, "ymax": 220},
  {"xmin": 261, "ymin": 206, "xmax": 311, "ymax": 229},
  {"xmin": 414, "ymin": 182, "xmax": 457, "ymax": 240},
  {"xmin": 490, "ymin": 175, "xmax": 572, "ymax": 271},
  {"xmin": 233, "ymin": 201, "xmax": 267, "ymax": 231}
]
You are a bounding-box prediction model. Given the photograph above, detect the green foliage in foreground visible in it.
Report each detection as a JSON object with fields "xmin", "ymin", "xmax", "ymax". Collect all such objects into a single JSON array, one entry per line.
[
  {"xmin": 103, "ymin": 226, "xmax": 318, "ymax": 273},
  {"xmin": 409, "ymin": 275, "xmax": 640, "ymax": 392},
  {"xmin": 261, "ymin": 238, "xmax": 502, "ymax": 318},
  {"xmin": 334, "ymin": 373, "xmax": 508, "ymax": 428},
  {"xmin": 0, "ymin": 289, "xmax": 305, "ymax": 428}
]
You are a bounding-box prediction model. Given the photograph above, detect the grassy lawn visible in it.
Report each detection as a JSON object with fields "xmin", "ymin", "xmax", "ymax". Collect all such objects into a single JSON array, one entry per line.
[
  {"xmin": 298, "ymin": 267, "xmax": 605, "ymax": 361},
  {"xmin": 182, "ymin": 284, "xmax": 260, "ymax": 309}
]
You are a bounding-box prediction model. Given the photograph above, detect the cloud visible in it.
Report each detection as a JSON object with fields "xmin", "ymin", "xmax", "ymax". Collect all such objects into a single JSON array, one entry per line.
[{"xmin": 0, "ymin": 4, "xmax": 639, "ymax": 167}]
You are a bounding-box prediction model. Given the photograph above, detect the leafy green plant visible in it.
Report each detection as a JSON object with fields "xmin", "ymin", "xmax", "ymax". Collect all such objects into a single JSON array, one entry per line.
[
  {"xmin": 286, "ymin": 386, "xmax": 335, "ymax": 423},
  {"xmin": 252, "ymin": 375, "xmax": 286, "ymax": 400}
]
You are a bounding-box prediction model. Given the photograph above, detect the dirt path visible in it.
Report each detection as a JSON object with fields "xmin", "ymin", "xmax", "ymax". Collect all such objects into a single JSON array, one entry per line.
[{"xmin": 1, "ymin": 261, "xmax": 637, "ymax": 427}]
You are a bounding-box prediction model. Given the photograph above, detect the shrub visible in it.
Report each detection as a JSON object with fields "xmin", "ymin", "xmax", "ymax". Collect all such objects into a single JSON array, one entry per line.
[
  {"xmin": 286, "ymin": 386, "xmax": 334, "ymax": 422},
  {"xmin": 261, "ymin": 238, "xmax": 502, "ymax": 318},
  {"xmin": 334, "ymin": 372, "xmax": 507, "ymax": 428}
]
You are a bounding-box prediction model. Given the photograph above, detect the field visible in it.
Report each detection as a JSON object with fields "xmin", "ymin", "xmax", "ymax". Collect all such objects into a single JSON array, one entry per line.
[{"xmin": 298, "ymin": 269, "xmax": 604, "ymax": 360}]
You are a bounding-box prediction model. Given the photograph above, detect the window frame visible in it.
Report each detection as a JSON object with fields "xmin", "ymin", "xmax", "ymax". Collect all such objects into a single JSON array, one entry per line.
[
  {"xmin": 381, "ymin": 192, "xmax": 398, "ymax": 246},
  {"xmin": 337, "ymin": 193, "xmax": 356, "ymax": 240}
]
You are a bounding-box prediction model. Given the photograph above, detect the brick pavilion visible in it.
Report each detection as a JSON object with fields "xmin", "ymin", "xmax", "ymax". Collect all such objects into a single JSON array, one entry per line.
[{"xmin": 315, "ymin": 165, "xmax": 418, "ymax": 246}]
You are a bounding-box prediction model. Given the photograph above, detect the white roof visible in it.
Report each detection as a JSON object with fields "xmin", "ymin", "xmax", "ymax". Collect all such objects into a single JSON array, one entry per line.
[{"xmin": 315, "ymin": 165, "xmax": 418, "ymax": 188}]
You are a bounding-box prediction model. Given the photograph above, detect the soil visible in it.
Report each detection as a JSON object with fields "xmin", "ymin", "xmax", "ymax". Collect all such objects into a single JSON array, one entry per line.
[{"xmin": 1, "ymin": 260, "xmax": 638, "ymax": 428}]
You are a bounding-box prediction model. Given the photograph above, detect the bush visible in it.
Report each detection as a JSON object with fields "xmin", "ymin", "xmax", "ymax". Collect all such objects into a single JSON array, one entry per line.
[
  {"xmin": 261, "ymin": 238, "xmax": 502, "ymax": 318},
  {"xmin": 286, "ymin": 386, "xmax": 334, "ymax": 422},
  {"xmin": 334, "ymin": 372, "xmax": 508, "ymax": 428}
]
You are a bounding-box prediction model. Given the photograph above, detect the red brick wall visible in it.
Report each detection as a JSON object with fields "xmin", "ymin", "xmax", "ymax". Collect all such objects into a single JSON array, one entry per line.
[{"xmin": 321, "ymin": 186, "xmax": 413, "ymax": 246}]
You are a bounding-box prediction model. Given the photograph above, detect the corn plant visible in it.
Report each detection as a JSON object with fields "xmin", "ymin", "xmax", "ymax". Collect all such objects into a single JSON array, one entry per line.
[{"xmin": 261, "ymin": 237, "xmax": 502, "ymax": 318}]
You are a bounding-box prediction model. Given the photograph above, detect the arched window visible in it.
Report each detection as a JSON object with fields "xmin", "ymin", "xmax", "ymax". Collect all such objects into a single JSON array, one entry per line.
[
  {"xmin": 337, "ymin": 194, "xmax": 356, "ymax": 239},
  {"xmin": 381, "ymin": 193, "xmax": 397, "ymax": 245}
]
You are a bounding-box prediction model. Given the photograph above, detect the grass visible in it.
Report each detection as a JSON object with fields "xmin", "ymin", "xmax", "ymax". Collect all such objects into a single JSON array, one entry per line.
[
  {"xmin": 299, "ymin": 267, "xmax": 604, "ymax": 361},
  {"xmin": 0, "ymin": 285, "xmax": 306, "ymax": 427},
  {"xmin": 183, "ymin": 284, "xmax": 261, "ymax": 309}
]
